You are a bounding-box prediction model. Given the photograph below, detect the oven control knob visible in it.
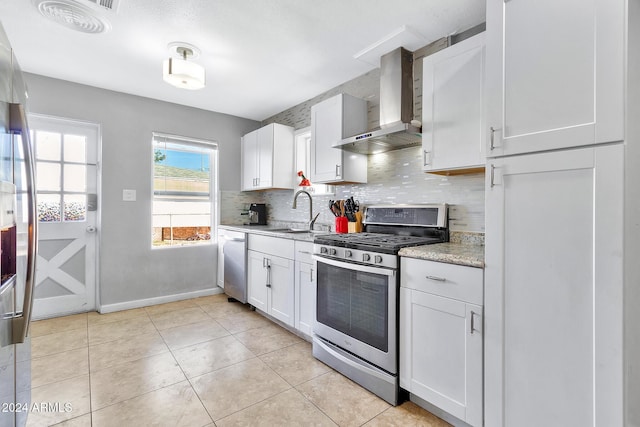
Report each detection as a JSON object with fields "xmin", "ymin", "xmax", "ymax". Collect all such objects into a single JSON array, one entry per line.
[
  {"xmin": 374, "ymin": 255, "xmax": 383, "ymax": 264},
  {"xmin": 362, "ymin": 253, "xmax": 371, "ymax": 262},
  {"xmin": 320, "ymin": 247, "xmax": 328, "ymax": 254},
  {"xmin": 345, "ymin": 250, "xmax": 352, "ymax": 258},
  {"xmin": 329, "ymin": 248, "xmax": 337, "ymax": 256}
]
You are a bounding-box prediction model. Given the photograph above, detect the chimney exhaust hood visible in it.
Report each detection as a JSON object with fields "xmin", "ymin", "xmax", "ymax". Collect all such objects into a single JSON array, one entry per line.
[{"xmin": 333, "ymin": 47, "xmax": 422, "ymax": 155}]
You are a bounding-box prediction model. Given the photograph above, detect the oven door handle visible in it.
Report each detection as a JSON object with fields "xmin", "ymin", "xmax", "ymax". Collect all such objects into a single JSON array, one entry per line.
[{"xmin": 312, "ymin": 255, "xmax": 396, "ymax": 277}]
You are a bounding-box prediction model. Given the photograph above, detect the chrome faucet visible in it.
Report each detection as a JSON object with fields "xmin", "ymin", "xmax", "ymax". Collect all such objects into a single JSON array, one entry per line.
[{"xmin": 293, "ymin": 189, "xmax": 320, "ymax": 230}]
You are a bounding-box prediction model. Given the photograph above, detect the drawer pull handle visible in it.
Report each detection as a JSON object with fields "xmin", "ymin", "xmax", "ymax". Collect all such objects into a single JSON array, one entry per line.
[
  {"xmin": 298, "ymin": 251, "xmax": 311, "ymax": 255},
  {"xmin": 425, "ymin": 275, "xmax": 447, "ymax": 282}
]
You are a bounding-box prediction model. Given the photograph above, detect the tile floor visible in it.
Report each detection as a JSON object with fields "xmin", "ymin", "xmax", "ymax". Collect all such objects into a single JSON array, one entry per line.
[{"xmin": 25, "ymin": 294, "xmax": 451, "ymax": 427}]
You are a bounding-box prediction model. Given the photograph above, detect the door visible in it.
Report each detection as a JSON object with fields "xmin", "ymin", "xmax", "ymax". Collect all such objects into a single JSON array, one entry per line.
[
  {"xmin": 256, "ymin": 125, "xmax": 273, "ymax": 189},
  {"xmin": 314, "ymin": 256, "xmax": 397, "ymax": 373},
  {"xmin": 247, "ymin": 250, "xmax": 268, "ymax": 312},
  {"xmin": 268, "ymin": 253, "xmax": 293, "ymax": 327},
  {"xmin": 400, "ymin": 287, "xmax": 483, "ymax": 427},
  {"xmin": 28, "ymin": 114, "xmax": 100, "ymax": 318},
  {"xmin": 485, "ymin": 0, "xmax": 624, "ymax": 157},
  {"xmin": 241, "ymin": 129, "xmax": 257, "ymax": 190},
  {"xmin": 422, "ymin": 32, "xmax": 485, "ymax": 172},
  {"xmin": 311, "ymin": 95, "xmax": 342, "ymax": 183},
  {"xmin": 295, "ymin": 260, "xmax": 315, "ymax": 335},
  {"xmin": 485, "ymin": 145, "xmax": 624, "ymax": 426}
]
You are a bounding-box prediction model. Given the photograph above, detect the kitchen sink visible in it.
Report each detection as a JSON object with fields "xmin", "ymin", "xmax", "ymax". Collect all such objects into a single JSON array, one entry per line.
[{"xmin": 266, "ymin": 228, "xmax": 322, "ymax": 234}]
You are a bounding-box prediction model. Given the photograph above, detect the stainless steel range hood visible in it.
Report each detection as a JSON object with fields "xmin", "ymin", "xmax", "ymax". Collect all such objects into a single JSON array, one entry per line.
[{"xmin": 333, "ymin": 47, "xmax": 422, "ymax": 155}]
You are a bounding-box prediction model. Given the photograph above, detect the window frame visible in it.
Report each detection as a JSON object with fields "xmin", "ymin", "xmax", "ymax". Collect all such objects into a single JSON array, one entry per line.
[{"xmin": 151, "ymin": 132, "xmax": 218, "ymax": 249}]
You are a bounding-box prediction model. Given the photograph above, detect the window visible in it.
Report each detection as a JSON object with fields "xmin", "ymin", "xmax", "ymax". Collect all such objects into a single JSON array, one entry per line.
[
  {"xmin": 152, "ymin": 133, "xmax": 217, "ymax": 247},
  {"xmin": 30, "ymin": 117, "xmax": 98, "ymax": 225}
]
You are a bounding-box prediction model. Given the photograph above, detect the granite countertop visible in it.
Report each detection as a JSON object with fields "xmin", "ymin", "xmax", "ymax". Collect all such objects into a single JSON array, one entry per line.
[
  {"xmin": 399, "ymin": 242, "xmax": 485, "ymax": 268},
  {"xmin": 218, "ymin": 224, "xmax": 331, "ymax": 242}
]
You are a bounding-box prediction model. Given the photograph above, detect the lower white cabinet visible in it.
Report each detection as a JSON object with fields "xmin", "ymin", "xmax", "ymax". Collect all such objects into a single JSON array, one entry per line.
[
  {"xmin": 247, "ymin": 236, "xmax": 295, "ymax": 327},
  {"xmin": 294, "ymin": 241, "xmax": 315, "ymax": 335},
  {"xmin": 485, "ymin": 144, "xmax": 624, "ymax": 427},
  {"xmin": 400, "ymin": 258, "xmax": 483, "ymax": 427}
]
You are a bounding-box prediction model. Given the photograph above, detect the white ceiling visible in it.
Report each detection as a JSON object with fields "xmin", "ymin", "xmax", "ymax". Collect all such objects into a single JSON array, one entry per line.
[{"xmin": 0, "ymin": 0, "xmax": 485, "ymax": 121}]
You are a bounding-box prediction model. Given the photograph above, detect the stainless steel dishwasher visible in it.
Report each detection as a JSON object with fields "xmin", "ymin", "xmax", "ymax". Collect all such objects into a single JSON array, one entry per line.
[{"xmin": 217, "ymin": 229, "xmax": 247, "ymax": 303}]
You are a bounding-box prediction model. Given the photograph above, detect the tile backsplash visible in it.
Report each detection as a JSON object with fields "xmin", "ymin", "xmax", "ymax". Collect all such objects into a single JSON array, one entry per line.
[
  {"xmin": 221, "ymin": 145, "xmax": 485, "ymax": 233},
  {"xmin": 221, "ymin": 52, "xmax": 485, "ymax": 233}
]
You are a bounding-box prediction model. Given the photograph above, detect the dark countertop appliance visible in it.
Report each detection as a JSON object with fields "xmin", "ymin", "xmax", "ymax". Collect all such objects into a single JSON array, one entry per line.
[
  {"xmin": 312, "ymin": 204, "xmax": 448, "ymax": 405},
  {"xmin": 248, "ymin": 203, "xmax": 267, "ymax": 225}
]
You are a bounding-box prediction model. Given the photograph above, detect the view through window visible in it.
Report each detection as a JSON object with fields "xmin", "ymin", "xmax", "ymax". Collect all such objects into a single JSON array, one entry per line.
[{"xmin": 152, "ymin": 133, "xmax": 217, "ymax": 247}]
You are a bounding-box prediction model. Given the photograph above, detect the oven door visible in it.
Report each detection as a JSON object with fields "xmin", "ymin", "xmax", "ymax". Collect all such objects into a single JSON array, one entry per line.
[{"xmin": 313, "ymin": 255, "xmax": 397, "ymax": 374}]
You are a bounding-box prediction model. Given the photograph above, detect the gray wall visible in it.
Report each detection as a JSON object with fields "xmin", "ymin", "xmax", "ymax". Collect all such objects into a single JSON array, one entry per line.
[{"xmin": 25, "ymin": 73, "xmax": 259, "ymax": 307}]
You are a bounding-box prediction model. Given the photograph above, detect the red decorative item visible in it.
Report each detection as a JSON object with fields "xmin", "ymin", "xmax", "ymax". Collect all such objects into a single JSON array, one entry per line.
[{"xmin": 297, "ymin": 170, "xmax": 311, "ymax": 186}]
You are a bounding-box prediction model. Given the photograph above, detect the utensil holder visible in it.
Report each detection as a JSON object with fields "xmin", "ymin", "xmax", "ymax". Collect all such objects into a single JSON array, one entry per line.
[{"xmin": 335, "ymin": 217, "xmax": 348, "ymax": 234}]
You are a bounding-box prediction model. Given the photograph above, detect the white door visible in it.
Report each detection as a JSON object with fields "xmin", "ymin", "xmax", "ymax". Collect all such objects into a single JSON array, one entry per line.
[
  {"xmin": 422, "ymin": 32, "xmax": 485, "ymax": 172},
  {"xmin": 28, "ymin": 114, "xmax": 99, "ymax": 318},
  {"xmin": 247, "ymin": 250, "xmax": 268, "ymax": 312},
  {"xmin": 485, "ymin": 0, "xmax": 624, "ymax": 157},
  {"xmin": 401, "ymin": 287, "xmax": 483, "ymax": 427},
  {"xmin": 484, "ymin": 144, "xmax": 624, "ymax": 427},
  {"xmin": 268, "ymin": 253, "xmax": 294, "ymax": 327}
]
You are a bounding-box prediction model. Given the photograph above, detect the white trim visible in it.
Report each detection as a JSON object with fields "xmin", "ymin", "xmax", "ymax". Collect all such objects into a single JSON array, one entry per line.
[{"xmin": 98, "ymin": 286, "xmax": 224, "ymax": 314}]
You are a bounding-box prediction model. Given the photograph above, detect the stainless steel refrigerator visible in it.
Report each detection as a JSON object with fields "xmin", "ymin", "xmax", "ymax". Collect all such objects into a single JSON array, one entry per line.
[{"xmin": 0, "ymin": 21, "xmax": 38, "ymax": 427}]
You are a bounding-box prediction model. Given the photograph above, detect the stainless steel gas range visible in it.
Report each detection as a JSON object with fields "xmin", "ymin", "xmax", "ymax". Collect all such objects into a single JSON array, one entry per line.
[{"xmin": 312, "ymin": 204, "xmax": 449, "ymax": 405}]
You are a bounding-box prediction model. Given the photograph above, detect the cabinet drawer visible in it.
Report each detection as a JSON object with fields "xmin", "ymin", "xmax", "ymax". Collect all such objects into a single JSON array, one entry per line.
[
  {"xmin": 401, "ymin": 258, "xmax": 483, "ymax": 305},
  {"xmin": 295, "ymin": 241, "xmax": 314, "ymax": 264},
  {"xmin": 248, "ymin": 234, "xmax": 295, "ymax": 259}
]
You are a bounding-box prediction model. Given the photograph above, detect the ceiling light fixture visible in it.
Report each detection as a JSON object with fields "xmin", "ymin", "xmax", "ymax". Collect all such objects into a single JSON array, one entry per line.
[{"xmin": 162, "ymin": 42, "xmax": 206, "ymax": 90}]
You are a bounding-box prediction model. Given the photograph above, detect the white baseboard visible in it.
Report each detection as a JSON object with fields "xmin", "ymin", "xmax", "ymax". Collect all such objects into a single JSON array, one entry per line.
[{"xmin": 99, "ymin": 287, "xmax": 224, "ymax": 314}]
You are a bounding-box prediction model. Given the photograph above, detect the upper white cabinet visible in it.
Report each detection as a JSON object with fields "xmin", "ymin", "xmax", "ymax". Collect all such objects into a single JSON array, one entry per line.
[
  {"xmin": 241, "ymin": 123, "xmax": 294, "ymax": 191},
  {"xmin": 400, "ymin": 258, "xmax": 484, "ymax": 427},
  {"xmin": 310, "ymin": 93, "xmax": 368, "ymax": 184},
  {"xmin": 486, "ymin": 0, "xmax": 625, "ymax": 157},
  {"xmin": 422, "ymin": 32, "xmax": 486, "ymax": 173},
  {"xmin": 485, "ymin": 145, "xmax": 624, "ymax": 427}
]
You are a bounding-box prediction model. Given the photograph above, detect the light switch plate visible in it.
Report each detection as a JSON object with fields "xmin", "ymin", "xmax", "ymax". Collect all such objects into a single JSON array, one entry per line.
[{"xmin": 122, "ymin": 189, "xmax": 136, "ymax": 202}]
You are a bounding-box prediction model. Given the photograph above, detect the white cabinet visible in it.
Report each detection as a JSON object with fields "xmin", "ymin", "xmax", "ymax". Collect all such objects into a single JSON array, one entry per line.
[
  {"xmin": 310, "ymin": 93, "xmax": 368, "ymax": 184},
  {"xmin": 422, "ymin": 32, "xmax": 486, "ymax": 173},
  {"xmin": 400, "ymin": 258, "xmax": 483, "ymax": 427},
  {"xmin": 294, "ymin": 241, "xmax": 315, "ymax": 336},
  {"xmin": 247, "ymin": 235, "xmax": 295, "ymax": 326},
  {"xmin": 241, "ymin": 123, "xmax": 294, "ymax": 190},
  {"xmin": 485, "ymin": 145, "xmax": 624, "ymax": 427},
  {"xmin": 485, "ymin": 0, "xmax": 624, "ymax": 157}
]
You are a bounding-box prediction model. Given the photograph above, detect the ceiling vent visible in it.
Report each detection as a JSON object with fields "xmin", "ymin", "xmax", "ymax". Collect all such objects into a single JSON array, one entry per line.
[
  {"xmin": 84, "ymin": 0, "xmax": 120, "ymax": 12},
  {"xmin": 32, "ymin": 0, "xmax": 113, "ymax": 34}
]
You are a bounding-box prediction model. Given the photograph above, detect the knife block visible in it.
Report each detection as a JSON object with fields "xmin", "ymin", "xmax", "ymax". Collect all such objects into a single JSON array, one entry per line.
[{"xmin": 348, "ymin": 222, "xmax": 362, "ymax": 233}]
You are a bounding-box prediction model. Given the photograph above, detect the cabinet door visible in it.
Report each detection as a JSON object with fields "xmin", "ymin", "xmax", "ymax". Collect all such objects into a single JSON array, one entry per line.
[
  {"xmin": 400, "ymin": 288, "xmax": 483, "ymax": 427},
  {"xmin": 486, "ymin": 0, "xmax": 624, "ymax": 157},
  {"xmin": 422, "ymin": 32, "xmax": 485, "ymax": 172},
  {"xmin": 257, "ymin": 125, "xmax": 274, "ymax": 189},
  {"xmin": 311, "ymin": 95, "xmax": 343, "ymax": 183},
  {"xmin": 268, "ymin": 254, "xmax": 294, "ymax": 327},
  {"xmin": 485, "ymin": 145, "xmax": 624, "ymax": 427},
  {"xmin": 241, "ymin": 129, "xmax": 258, "ymax": 190},
  {"xmin": 247, "ymin": 250, "xmax": 268, "ymax": 312},
  {"xmin": 295, "ymin": 261, "xmax": 315, "ymax": 335}
]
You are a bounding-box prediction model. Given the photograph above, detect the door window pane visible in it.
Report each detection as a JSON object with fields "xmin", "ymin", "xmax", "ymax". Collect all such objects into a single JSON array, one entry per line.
[
  {"xmin": 63, "ymin": 164, "xmax": 87, "ymax": 192},
  {"xmin": 64, "ymin": 134, "xmax": 87, "ymax": 163},
  {"xmin": 36, "ymin": 162, "xmax": 61, "ymax": 191},
  {"xmin": 64, "ymin": 195, "xmax": 86, "ymax": 222},
  {"xmin": 35, "ymin": 131, "xmax": 61, "ymax": 161},
  {"xmin": 38, "ymin": 194, "xmax": 61, "ymax": 222}
]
